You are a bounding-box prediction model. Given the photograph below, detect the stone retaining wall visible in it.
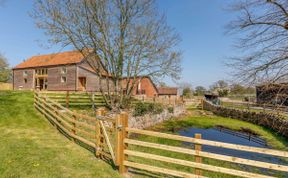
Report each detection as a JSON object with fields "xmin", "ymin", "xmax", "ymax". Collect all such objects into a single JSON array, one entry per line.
[
  {"xmin": 203, "ymin": 100, "xmax": 288, "ymax": 138},
  {"xmin": 129, "ymin": 104, "xmax": 185, "ymax": 129}
]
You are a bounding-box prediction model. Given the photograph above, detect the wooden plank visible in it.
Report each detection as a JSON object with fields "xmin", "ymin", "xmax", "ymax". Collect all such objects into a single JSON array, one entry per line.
[
  {"xmin": 194, "ymin": 134, "xmax": 202, "ymax": 176},
  {"xmin": 99, "ymin": 120, "xmax": 116, "ymax": 164},
  {"xmin": 36, "ymin": 96, "xmax": 97, "ymax": 131},
  {"xmin": 125, "ymin": 128, "xmax": 288, "ymax": 158},
  {"xmin": 75, "ymin": 127, "xmax": 95, "ymax": 139},
  {"xmin": 124, "ymin": 150, "xmax": 275, "ymax": 178},
  {"xmin": 38, "ymin": 95, "xmax": 114, "ymax": 123},
  {"xmin": 124, "ymin": 161, "xmax": 207, "ymax": 178},
  {"xmin": 35, "ymin": 100, "xmax": 73, "ymax": 130},
  {"xmin": 35, "ymin": 103, "xmax": 95, "ymax": 148},
  {"xmin": 124, "ymin": 139, "xmax": 288, "ymax": 172}
]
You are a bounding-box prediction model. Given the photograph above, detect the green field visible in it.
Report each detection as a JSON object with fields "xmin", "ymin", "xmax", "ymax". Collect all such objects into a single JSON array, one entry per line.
[{"xmin": 0, "ymin": 91, "xmax": 121, "ymax": 178}]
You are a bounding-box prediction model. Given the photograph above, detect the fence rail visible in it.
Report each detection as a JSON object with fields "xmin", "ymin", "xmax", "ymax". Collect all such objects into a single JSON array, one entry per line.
[
  {"xmin": 116, "ymin": 121, "xmax": 288, "ymax": 178},
  {"xmin": 34, "ymin": 91, "xmax": 116, "ymax": 163},
  {"xmin": 34, "ymin": 91, "xmax": 288, "ymax": 177}
]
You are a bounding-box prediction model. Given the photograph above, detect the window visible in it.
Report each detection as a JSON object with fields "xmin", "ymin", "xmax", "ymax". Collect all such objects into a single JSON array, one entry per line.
[
  {"xmin": 35, "ymin": 68, "xmax": 47, "ymax": 75},
  {"xmin": 61, "ymin": 76, "xmax": 67, "ymax": 83},
  {"xmin": 24, "ymin": 78, "xmax": 28, "ymax": 84},
  {"xmin": 23, "ymin": 71, "xmax": 28, "ymax": 77},
  {"xmin": 61, "ymin": 67, "xmax": 67, "ymax": 74}
]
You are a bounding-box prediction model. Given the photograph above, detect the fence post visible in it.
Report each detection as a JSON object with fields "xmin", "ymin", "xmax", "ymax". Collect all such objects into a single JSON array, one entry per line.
[
  {"xmin": 116, "ymin": 112, "xmax": 128, "ymax": 175},
  {"xmin": 66, "ymin": 91, "xmax": 70, "ymax": 108},
  {"xmin": 201, "ymin": 99, "xmax": 204, "ymax": 110},
  {"xmin": 195, "ymin": 133, "xmax": 202, "ymax": 176},
  {"xmin": 95, "ymin": 108, "xmax": 103, "ymax": 158}
]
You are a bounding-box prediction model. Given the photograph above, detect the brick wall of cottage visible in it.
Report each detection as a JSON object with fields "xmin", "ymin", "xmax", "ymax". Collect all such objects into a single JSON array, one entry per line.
[
  {"xmin": 127, "ymin": 77, "xmax": 158, "ymax": 97},
  {"xmin": 77, "ymin": 62, "xmax": 114, "ymax": 92},
  {"xmin": 47, "ymin": 65, "xmax": 77, "ymax": 91},
  {"xmin": 13, "ymin": 69, "xmax": 34, "ymax": 90}
]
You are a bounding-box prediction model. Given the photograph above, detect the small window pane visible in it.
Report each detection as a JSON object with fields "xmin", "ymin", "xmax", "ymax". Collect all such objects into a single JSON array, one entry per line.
[
  {"xmin": 23, "ymin": 71, "xmax": 28, "ymax": 77},
  {"xmin": 61, "ymin": 76, "xmax": 67, "ymax": 83},
  {"xmin": 61, "ymin": 67, "xmax": 67, "ymax": 74}
]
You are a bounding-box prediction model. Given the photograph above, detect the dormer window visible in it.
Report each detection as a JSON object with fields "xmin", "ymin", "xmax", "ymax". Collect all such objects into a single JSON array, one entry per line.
[{"xmin": 61, "ymin": 67, "xmax": 67, "ymax": 74}]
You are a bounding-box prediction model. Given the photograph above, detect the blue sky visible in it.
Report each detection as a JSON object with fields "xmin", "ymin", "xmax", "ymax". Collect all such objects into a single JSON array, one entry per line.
[{"xmin": 0, "ymin": 0, "xmax": 237, "ymax": 88}]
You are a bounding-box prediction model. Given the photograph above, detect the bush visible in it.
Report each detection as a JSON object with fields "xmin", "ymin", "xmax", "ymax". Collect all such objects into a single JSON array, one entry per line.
[
  {"xmin": 133, "ymin": 102, "xmax": 164, "ymax": 116},
  {"xmin": 168, "ymin": 106, "xmax": 174, "ymax": 113}
]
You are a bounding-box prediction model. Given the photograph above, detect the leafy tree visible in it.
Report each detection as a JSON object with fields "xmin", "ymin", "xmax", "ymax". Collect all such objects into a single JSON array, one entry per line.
[
  {"xmin": 178, "ymin": 82, "xmax": 193, "ymax": 98},
  {"xmin": 0, "ymin": 54, "xmax": 10, "ymax": 82},
  {"xmin": 210, "ymin": 80, "xmax": 229, "ymax": 97},
  {"xmin": 194, "ymin": 86, "xmax": 206, "ymax": 96},
  {"xmin": 230, "ymin": 84, "xmax": 255, "ymax": 95},
  {"xmin": 182, "ymin": 87, "xmax": 193, "ymax": 98},
  {"xmin": 32, "ymin": 0, "xmax": 182, "ymax": 111},
  {"xmin": 227, "ymin": 0, "xmax": 288, "ymax": 84}
]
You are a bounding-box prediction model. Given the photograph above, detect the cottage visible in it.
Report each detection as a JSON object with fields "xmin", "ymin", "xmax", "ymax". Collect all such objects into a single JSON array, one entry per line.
[
  {"xmin": 12, "ymin": 51, "xmax": 111, "ymax": 91},
  {"xmin": 157, "ymin": 87, "xmax": 179, "ymax": 99},
  {"xmin": 13, "ymin": 50, "xmax": 179, "ymax": 99},
  {"xmin": 122, "ymin": 76, "xmax": 159, "ymax": 97}
]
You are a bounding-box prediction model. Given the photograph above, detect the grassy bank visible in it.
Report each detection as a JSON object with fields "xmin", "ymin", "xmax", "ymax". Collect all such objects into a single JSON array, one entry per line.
[
  {"xmin": 128, "ymin": 108, "xmax": 288, "ymax": 178},
  {"xmin": 0, "ymin": 91, "xmax": 121, "ymax": 178}
]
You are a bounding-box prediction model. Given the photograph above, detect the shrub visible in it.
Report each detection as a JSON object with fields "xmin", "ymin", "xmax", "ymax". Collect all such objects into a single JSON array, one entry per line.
[
  {"xmin": 133, "ymin": 102, "xmax": 164, "ymax": 116},
  {"xmin": 168, "ymin": 106, "xmax": 174, "ymax": 113}
]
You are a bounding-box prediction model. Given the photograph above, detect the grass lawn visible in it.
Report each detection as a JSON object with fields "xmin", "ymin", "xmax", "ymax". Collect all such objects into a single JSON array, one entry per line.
[
  {"xmin": 0, "ymin": 91, "xmax": 121, "ymax": 178},
  {"xmin": 128, "ymin": 108, "xmax": 288, "ymax": 178}
]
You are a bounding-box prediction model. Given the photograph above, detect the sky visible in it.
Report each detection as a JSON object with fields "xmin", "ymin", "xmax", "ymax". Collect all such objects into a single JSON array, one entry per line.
[{"xmin": 0, "ymin": 0, "xmax": 238, "ymax": 88}]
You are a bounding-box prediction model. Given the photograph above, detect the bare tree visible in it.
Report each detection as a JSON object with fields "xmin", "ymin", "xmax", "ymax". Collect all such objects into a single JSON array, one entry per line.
[
  {"xmin": 32, "ymin": 0, "xmax": 182, "ymax": 111},
  {"xmin": 227, "ymin": 0, "xmax": 288, "ymax": 85}
]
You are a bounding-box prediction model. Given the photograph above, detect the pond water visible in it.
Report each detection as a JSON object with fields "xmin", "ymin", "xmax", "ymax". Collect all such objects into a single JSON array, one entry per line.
[{"xmin": 178, "ymin": 127, "xmax": 288, "ymax": 176}]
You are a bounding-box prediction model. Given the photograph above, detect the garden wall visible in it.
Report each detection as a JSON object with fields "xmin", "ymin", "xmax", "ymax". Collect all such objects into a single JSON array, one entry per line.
[
  {"xmin": 203, "ymin": 100, "xmax": 288, "ymax": 138},
  {"xmin": 129, "ymin": 104, "xmax": 185, "ymax": 129}
]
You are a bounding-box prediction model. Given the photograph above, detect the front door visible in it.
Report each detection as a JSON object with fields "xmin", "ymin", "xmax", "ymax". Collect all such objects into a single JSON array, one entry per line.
[{"xmin": 78, "ymin": 77, "xmax": 86, "ymax": 91}]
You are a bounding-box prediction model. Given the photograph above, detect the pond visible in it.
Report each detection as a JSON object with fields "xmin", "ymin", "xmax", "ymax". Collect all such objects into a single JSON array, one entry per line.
[{"xmin": 178, "ymin": 127, "xmax": 288, "ymax": 177}]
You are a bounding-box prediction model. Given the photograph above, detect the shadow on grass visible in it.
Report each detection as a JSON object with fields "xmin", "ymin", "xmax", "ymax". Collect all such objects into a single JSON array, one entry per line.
[{"xmin": 43, "ymin": 114, "xmax": 117, "ymax": 170}]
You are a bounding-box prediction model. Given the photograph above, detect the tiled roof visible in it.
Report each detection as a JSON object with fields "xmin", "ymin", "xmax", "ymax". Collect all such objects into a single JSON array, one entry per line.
[
  {"xmin": 157, "ymin": 87, "xmax": 178, "ymax": 95},
  {"xmin": 14, "ymin": 51, "xmax": 85, "ymax": 69}
]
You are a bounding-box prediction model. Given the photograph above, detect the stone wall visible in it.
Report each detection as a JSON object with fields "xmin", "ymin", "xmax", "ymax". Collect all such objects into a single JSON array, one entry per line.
[
  {"xmin": 129, "ymin": 104, "xmax": 185, "ymax": 129},
  {"xmin": 203, "ymin": 99, "xmax": 288, "ymax": 138}
]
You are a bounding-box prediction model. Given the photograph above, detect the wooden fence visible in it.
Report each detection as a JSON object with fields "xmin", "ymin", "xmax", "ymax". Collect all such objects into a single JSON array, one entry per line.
[
  {"xmin": 116, "ymin": 115, "xmax": 288, "ymax": 178},
  {"xmin": 34, "ymin": 91, "xmax": 116, "ymax": 163},
  {"xmin": 34, "ymin": 91, "xmax": 288, "ymax": 177},
  {"xmin": 38, "ymin": 91, "xmax": 106, "ymax": 108}
]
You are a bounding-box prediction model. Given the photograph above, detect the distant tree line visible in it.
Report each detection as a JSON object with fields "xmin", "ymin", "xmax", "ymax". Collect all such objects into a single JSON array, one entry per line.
[{"xmin": 180, "ymin": 80, "xmax": 255, "ymax": 98}]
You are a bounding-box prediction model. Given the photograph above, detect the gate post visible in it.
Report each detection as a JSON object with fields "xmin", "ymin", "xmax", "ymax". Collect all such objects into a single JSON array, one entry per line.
[
  {"xmin": 116, "ymin": 112, "xmax": 128, "ymax": 174},
  {"xmin": 195, "ymin": 133, "xmax": 202, "ymax": 176}
]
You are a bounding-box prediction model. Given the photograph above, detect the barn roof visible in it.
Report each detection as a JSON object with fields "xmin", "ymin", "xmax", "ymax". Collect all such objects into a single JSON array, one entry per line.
[
  {"xmin": 157, "ymin": 87, "xmax": 178, "ymax": 95},
  {"xmin": 13, "ymin": 51, "xmax": 85, "ymax": 69}
]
